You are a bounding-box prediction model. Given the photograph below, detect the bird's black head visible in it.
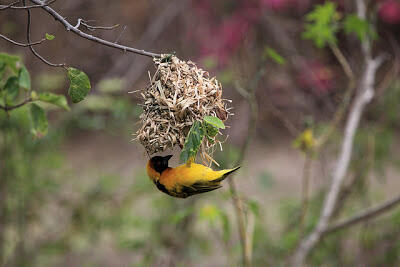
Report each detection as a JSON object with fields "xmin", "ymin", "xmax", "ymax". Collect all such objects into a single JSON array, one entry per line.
[{"xmin": 150, "ymin": 155, "xmax": 172, "ymax": 174}]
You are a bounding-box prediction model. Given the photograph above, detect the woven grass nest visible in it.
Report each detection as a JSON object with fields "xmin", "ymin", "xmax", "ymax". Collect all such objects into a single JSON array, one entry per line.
[{"xmin": 136, "ymin": 55, "xmax": 232, "ymax": 161}]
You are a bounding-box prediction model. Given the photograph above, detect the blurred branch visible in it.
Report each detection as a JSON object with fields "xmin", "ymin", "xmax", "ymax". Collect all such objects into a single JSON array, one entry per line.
[
  {"xmin": 292, "ymin": 2, "xmax": 387, "ymax": 262},
  {"xmin": 228, "ymin": 69, "xmax": 262, "ymax": 267},
  {"xmin": 299, "ymin": 154, "xmax": 312, "ymax": 235},
  {"xmin": 106, "ymin": 0, "xmax": 186, "ymax": 84},
  {"xmin": 23, "ymin": 0, "xmax": 66, "ymax": 68},
  {"xmin": 0, "ymin": 98, "xmax": 33, "ymax": 112},
  {"xmin": 292, "ymin": 48, "xmax": 386, "ymax": 266},
  {"xmin": 324, "ymin": 194, "xmax": 400, "ymax": 234},
  {"xmin": 0, "ymin": 33, "xmax": 45, "ymax": 47},
  {"xmin": 27, "ymin": 0, "xmax": 162, "ymax": 58}
]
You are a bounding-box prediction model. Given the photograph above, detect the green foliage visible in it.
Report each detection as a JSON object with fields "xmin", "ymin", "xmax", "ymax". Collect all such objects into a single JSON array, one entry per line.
[
  {"xmin": 343, "ymin": 14, "xmax": 377, "ymax": 42},
  {"xmin": 18, "ymin": 66, "xmax": 31, "ymax": 91},
  {"xmin": 30, "ymin": 103, "xmax": 48, "ymax": 138},
  {"xmin": 4, "ymin": 76, "xmax": 19, "ymax": 104},
  {"xmin": 97, "ymin": 78, "xmax": 126, "ymax": 94},
  {"xmin": 45, "ymin": 33, "xmax": 55, "ymax": 40},
  {"xmin": 303, "ymin": 2, "xmax": 340, "ymax": 48},
  {"xmin": 67, "ymin": 67, "xmax": 91, "ymax": 103},
  {"xmin": 263, "ymin": 47, "xmax": 286, "ymax": 65},
  {"xmin": 180, "ymin": 120, "xmax": 204, "ymax": 163},
  {"xmin": 0, "ymin": 52, "xmax": 20, "ymax": 73},
  {"xmin": 203, "ymin": 115, "xmax": 225, "ymax": 129},
  {"xmin": 38, "ymin": 92, "xmax": 70, "ymax": 111},
  {"xmin": 179, "ymin": 116, "xmax": 224, "ymax": 163}
]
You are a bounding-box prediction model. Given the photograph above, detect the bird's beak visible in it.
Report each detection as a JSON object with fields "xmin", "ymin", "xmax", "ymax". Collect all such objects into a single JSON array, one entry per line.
[{"xmin": 164, "ymin": 155, "xmax": 173, "ymax": 161}]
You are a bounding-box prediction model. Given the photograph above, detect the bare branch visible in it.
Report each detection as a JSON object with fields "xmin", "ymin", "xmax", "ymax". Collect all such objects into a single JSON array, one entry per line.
[
  {"xmin": 0, "ymin": 33, "xmax": 45, "ymax": 46},
  {"xmin": 79, "ymin": 19, "xmax": 120, "ymax": 31},
  {"xmin": 292, "ymin": 52, "xmax": 386, "ymax": 267},
  {"xmin": 23, "ymin": 0, "xmax": 65, "ymax": 68},
  {"xmin": 0, "ymin": 0, "xmax": 57, "ymax": 10},
  {"xmin": 28, "ymin": 0, "xmax": 162, "ymax": 58},
  {"xmin": 229, "ymin": 69, "xmax": 262, "ymax": 267},
  {"xmin": 324, "ymin": 194, "xmax": 400, "ymax": 234}
]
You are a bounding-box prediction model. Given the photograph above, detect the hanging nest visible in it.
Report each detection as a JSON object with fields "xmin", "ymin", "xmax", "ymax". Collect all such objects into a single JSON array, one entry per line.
[{"xmin": 135, "ymin": 55, "xmax": 232, "ymax": 157}]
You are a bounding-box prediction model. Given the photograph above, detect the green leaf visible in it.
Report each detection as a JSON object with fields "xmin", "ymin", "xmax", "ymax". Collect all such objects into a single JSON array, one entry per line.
[
  {"xmin": 203, "ymin": 122, "xmax": 219, "ymax": 138},
  {"xmin": 4, "ymin": 76, "xmax": 19, "ymax": 104},
  {"xmin": 38, "ymin": 92, "xmax": 70, "ymax": 111},
  {"xmin": 199, "ymin": 204, "xmax": 221, "ymax": 223},
  {"xmin": 0, "ymin": 61, "xmax": 6, "ymax": 79},
  {"xmin": 343, "ymin": 14, "xmax": 377, "ymax": 42},
  {"xmin": 302, "ymin": 2, "xmax": 340, "ymax": 48},
  {"xmin": 18, "ymin": 66, "xmax": 31, "ymax": 91},
  {"xmin": 45, "ymin": 33, "xmax": 55, "ymax": 40},
  {"xmin": 67, "ymin": 67, "xmax": 91, "ymax": 103},
  {"xmin": 203, "ymin": 115, "xmax": 225, "ymax": 129},
  {"xmin": 263, "ymin": 47, "xmax": 286, "ymax": 65},
  {"xmin": 0, "ymin": 53, "xmax": 20, "ymax": 74},
  {"xmin": 30, "ymin": 103, "xmax": 48, "ymax": 138},
  {"xmin": 180, "ymin": 121, "xmax": 204, "ymax": 163}
]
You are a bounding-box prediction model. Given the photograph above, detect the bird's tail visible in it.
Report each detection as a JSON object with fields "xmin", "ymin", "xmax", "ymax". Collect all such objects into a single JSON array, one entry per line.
[{"xmin": 213, "ymin": 166, "xmax": 241, "ymax": 182}]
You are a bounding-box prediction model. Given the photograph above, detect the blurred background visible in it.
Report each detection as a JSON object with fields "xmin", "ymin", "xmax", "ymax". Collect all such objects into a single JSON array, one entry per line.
[{"xmin": 1, "ymin": 0, "xmax": 400, "ymax": 266}]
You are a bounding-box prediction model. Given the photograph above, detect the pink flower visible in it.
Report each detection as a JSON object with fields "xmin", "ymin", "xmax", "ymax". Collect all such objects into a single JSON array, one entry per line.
[{"xmin": 379, "ymin": 0, "xmax": 400, "ymax": 24}]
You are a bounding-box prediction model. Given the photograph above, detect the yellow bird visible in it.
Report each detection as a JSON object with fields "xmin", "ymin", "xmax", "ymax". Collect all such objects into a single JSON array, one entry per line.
[{"xmin": 146, "ymin": 155, "xmax": 240, "ymax": 198}]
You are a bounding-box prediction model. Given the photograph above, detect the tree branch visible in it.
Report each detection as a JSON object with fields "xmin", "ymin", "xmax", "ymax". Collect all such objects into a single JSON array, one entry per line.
[
  {"xmin": 28, "ymin": 0, "xmax": 162, "ymax": 58},
  {"xmin": 0, "ymin": 0, "xmax": 57, "ymax": 10},
  {"xmin": 0, "ymin": 98, "xmax": 33, "ymax": 111},
  {"xmin": 291, "ymin": 52, "xmax": 386, "ymax": 267},
  {"xmin": 0, "ymin": 33, "xmax": 45, "ymax": 47},
  {"xmin": 23, "ymin": 0, "xmax": 65, "ymax": 68},
  {"xmin": 324, "ymin": 194, "xmax": 400, "ymax": 234}
]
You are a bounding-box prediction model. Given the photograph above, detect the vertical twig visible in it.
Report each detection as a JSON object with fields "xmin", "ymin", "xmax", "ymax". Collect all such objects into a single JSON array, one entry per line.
[
  {"xmin": 292, "ymin": 51, "xmax": 386, "ymax": 267},
  {"xmin": 299, "ymin": 154, "xmax": 312, "ymax": 235},
  {"xmin": 292, "ymin": 2, "xmax": 387, "ymax": 265},
  {"xmin": 229, "ymin": 70, "xmax": 262, "ymax": 267}
]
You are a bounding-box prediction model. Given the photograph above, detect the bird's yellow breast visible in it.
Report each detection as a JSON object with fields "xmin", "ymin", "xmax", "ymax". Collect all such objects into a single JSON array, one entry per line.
[{"xmin": 159, "ymin": 162, "xmax": 225, "ymax": 190}]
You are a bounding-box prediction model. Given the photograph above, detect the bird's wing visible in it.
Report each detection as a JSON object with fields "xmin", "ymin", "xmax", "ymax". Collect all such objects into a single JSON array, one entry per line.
[{"xmin": 180, "ymin": 181, "xmax": 222, "ymax": 196}]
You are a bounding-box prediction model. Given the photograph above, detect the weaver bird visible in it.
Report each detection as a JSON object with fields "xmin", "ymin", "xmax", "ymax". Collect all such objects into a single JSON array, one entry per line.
[{"xmin": 146, "ymin": 155, "xmax": 240, "ymax": 198}]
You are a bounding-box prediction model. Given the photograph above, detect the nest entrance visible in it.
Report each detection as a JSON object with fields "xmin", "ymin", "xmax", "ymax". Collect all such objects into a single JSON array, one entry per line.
[{"xmin": 136, "ymin": 55, "xmax": 231, "ymax": 160}]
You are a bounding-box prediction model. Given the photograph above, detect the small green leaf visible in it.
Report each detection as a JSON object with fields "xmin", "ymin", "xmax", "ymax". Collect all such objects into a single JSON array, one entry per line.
[
  {"xmin": 30, "ymin": 103, "xmax": 48, "ymax": 138},
  {"xmin": 0, "ymin": 53, "xmax": 20, "ymax": 74},
  {"xmin": 343, "ymin": 14, "xmax": 377, "ymax": 42},
  {"xmin": 45, "ymin": 33, "xmax": 55, "ymax": 40},
  {"xmin": 180, "ymin": 121, "xmax": 204, "ymax": 163},
  {"xmin": 4, "ymin": 76, "xmax": 19, "ymax": 104},
  {"xmin": 38, "ymin": 92, "xmax": 70, "ymax": 110},
  {"xmin": 263, "ymin": 47, "xmax": 286, "ymax": 65},
  {"xmin": 204, "ymin": 122, "xmax": 219, "ymax": 138},
  {"xmin": 203, "ymin": 116, "xmax": 225, "ymax": 129},
  {"xmin": 18, "ymin": 66, "xmax": 31, "ymax": 91},
  {"xmin": 67, "ymin": 67, "xmax": 91, "ymax": 103},
  {"xmin": 302, "ymin": 2, "xmax": 340, "ymax": 48}
]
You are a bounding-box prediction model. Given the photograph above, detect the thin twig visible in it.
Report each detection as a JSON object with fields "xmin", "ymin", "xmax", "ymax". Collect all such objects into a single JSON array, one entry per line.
[
  {"xmin": 299, "ymin": 154, "xmax": 312, "ymax": 235},
  {"xmin": 28, "ymin": 0, "xmax": 162, "ymax": 58},
  {"xmin": 229, "ymin": 71, "xmax": 260, "ymax": 267},
  {"xmin": 292, "ymin": 50, "xmax": 386, "ymax": 267},
  {"xmin": 23, "ymin": 0, "xmax": 65, "ymax": 68},
  {"xmin": 0, "ymin": 98, "xmax": 33, "ymax": 111},
  {"xmin": 114, "ymin": 25, "xmax": 127, "ymax": 44},
  {"xmin": 80, "ymin": 20, "xmax": 119, "ymax": 31},
  {"xmin": 324, "ymin": 194, "xmax": 400, "ymax": 234},
  {"xmin": 0, "ymin": 34, "xmax": 45, "ymax": 47},
  {"xmin": 0, "ymin": 0, "xmax": 57, "ymax": 10}
]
